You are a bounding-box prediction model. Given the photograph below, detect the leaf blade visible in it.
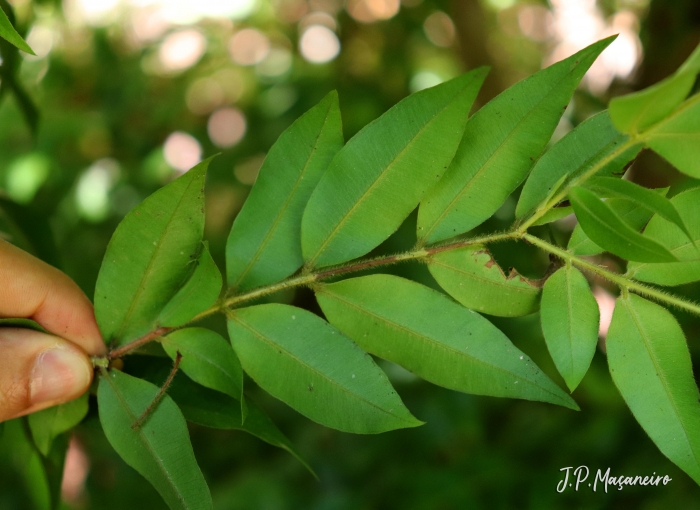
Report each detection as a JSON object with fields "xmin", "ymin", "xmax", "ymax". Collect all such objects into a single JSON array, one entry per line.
[
  {"xmin": 226, "ymin": 92, "xmax": 344, "ymax": 290},
  {"xmin": 540, "ymin": 266, "xmax": 599, "ymax": 392},
  {"xmin": 607, "ymin": 294, "xmax": 700, "ymax": 484},
  {"xmin": 316, "ymin": 275, "xmax": 578, "ymax": 409},
  {"xmin": 28, "ymin": 394, "xmax": 88, "ymax": 456},
  {"xmin": 568, "ymin": 186, "xmax": 677, "ymax": 262},
  {"xmin": 302, "ymin": 69, "xmax": 488, "ymax": 268},
  {"xmin": 227, "ymin": 304, "xmax": 422, "ymax": 433},
  {"xmin": 97, "ymin": 370, "xmax": 213, "ymax": 510},
  {"xmin": 0, "ymin": 6, "xmax": 34, "ymax": 55},
  {"xmin": 418, "ymin": 37, "xmax": 615, "ymax": 244}
]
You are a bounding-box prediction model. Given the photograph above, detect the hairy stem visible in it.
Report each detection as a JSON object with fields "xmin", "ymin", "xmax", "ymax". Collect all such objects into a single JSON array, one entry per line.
[{"xmin": 524, "ymin": 234, "xmax": 700, "ymax": 315}]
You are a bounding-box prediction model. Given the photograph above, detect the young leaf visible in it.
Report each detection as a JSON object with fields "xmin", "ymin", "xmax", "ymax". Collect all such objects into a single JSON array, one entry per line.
[
  {"xmin": 583, "ymin": 177, "xmax": 694, "ymax": 245},
  {"xmin": 226, "ymin": 92, "xmax": 343, "ymax": 291},
  {"xmin": 95, "ymin": 159, "xmax": 210, "ymax": 346},
  {"xmin": 609, "ymin": 43, "xmax": 700, "ymax": 134},
  {"xmin": 568, "ymin": 186, "xmax": 677, "ymax": 262},
  {"xmin": 540, "ymin": 266, "xmax": 599, "ymax": 392},
  {"xmin": 568, "ymin": 188, "xmax": 668, "ymax": 256},
  {"xmin": 166, "ymin": 374, "xmax": 314, "ymax": 476},
  {"xmin": 161, "ymin": 328, "xmax": 244, "ymax": 402},
  {"xmin": 645, "ymin": 96, "xmax": 700, "ymax": 178},
  {"xmin": 607, "ymin": 294, "xmax": 700, "ymax": 484},
  {"xmin": 302, "ymin": 68, "xmax": 488, "ymax": 268},
  {"xmin": 157, "ymin": 242, "xmax": 222, "ymax": 327},
  {"xmin": 516, "ymin": 111, "xmax": 636, "ymax": 219},
  {"xmin": 28, "ymin": 394, "xmax": 89, "ymax": 456},
  {"xmin": 427, "ymin": 245, "xmax": 541, "ymax": 317},
  {"xmin": 316, "ymin": 275, "xmax": 578, "ymax": 410},
  {"xmin": 227, "ymin": 304, "xmax": 423, "ymax": 433},
  {"xmin": 0, "ymin": 6, "xmax": 34, "ymax": 55},
  {"xmin": 98, "ymin": 370, "xmax": 213, "ymax": 510},
  {"xmin": 627, "ymin": 187, "xmax": 700, "ymax": 285},
  {"xmin": 417, "ymin": 37, "xmax": 615, "ymax": 244}
]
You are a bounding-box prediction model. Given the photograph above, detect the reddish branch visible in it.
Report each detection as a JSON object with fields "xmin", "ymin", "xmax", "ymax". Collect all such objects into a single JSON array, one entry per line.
[{"xmin": 132, "ymin": 351, "xmax": 182, "ymax": 429}]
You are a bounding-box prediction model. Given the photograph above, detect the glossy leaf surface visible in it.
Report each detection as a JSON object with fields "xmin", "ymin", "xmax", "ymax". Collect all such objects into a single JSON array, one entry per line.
[
  {"xmin": 540, "ymin": 266, "xmax": 599, "ymax": 392},
  {"xmin": 98, "ymin": 370, "xmax": 213, "ymax": 510},
  {"xmin": 302, "ymin": 69, "xmax": 488, "ymax": 268},
  {"xmin": 607, "ymin": 294, "xmax": 700, "ymax": 484},
  {"xmin": 228, "ymin": 304, "xmax": 422, "ymax": 433},
  {"xmin": 316, "ymin": 275, "xmax": 578, "ymax": 409},
  {"xmin": 427, "ymin": 245, "xmax": 541, "ymax": 317},
  {"xmin": 227, "ymin": 92, "xmax": 343, "ymax": 290},
  {"xmin": 418, "ymin": 37, "xmax": 614, "ymax": 244}
]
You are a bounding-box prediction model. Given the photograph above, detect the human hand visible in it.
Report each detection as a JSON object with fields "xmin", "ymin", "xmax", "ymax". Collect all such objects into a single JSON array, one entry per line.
[{"xmin": 0, "ymin": 240, "xmax": 105, "ymax": 422}]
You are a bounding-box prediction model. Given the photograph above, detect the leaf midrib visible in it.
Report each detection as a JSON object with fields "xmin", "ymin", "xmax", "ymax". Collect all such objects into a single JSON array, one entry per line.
[
  {"xmin": 114, "ymin": 173, "xmax": 200, "ymax": 343},
  {"xmin": 162, "ymin": 339, "xmax": 239, "ymax": 395},
  {"xmin": 321, "ymin": 290, "xmax": 570, "ymax": 404},
  {"xmin": 102, "ymin": 374, "xmax": 186, "ymax": 509},
  {"xmin": 234, "ymin": 102, "xmax": 334, "ymax": 286},
  {"xmin": 230, "ymin": 314, "xmax": 416, "ymax": 425},
  {"xmin": 307, "ymin": 80, "xmax": 473, "ymax": 267},
  {"xmin": 625, "ymin": 300, "xmax": 700, "ymax": 469}
]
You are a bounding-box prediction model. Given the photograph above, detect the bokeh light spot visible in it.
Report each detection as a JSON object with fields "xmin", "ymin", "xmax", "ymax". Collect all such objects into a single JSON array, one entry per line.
[
  {"xmin": 158, "ymin": 30, "xmax": 207, "ymax": 72},
  {"xmin": 423, "ymin": 12, "xmax": 456, "ymax": 48},
  {"xmin": 229, "ymin": 28, "xmax": 271, "ymax": 66},
  {"xmin": 208, "ymin": 108, "xmax": 247, "ymax": 148},
  {"xmin": 409, "ymin": 71, "xmax": 443, "ymax": 93},
  {"xmin": 163, "ymin": 132, "xmax": 202, "ymax": 173},
  {"xmin": 299, "ymin": 25, "xmax": 340, "ymax": 64},
  {"xmin": 6, "ymin": 154, "xmax": 51, "ymax": 204},
  {"xmin": 76, "ymin": 159, "xmax": 120, "ymax": 222},
  {"xmin": 348, "ymin": 0, "xmax": 400, "ymax": 23}
]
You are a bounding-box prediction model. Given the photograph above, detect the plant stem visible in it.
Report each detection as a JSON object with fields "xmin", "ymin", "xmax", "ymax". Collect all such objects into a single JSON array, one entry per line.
[{"xmin": 523, "ymin": 234, "xmax": 700, "ymax": 316}]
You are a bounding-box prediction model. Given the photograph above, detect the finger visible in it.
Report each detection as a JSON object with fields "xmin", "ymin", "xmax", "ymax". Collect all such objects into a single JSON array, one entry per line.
[
  {"xmin": 0, "ymin": 240, "xmax": 105, "ymax": 355},
  {"xmin": 0, "ymin": 328, "xmax": 93, "ymax": 422}
]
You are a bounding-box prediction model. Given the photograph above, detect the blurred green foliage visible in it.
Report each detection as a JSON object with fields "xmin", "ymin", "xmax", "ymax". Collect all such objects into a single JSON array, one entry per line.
[{"xmin": 1, "ymin": 0, "xmax": 700, "ymax": 508}]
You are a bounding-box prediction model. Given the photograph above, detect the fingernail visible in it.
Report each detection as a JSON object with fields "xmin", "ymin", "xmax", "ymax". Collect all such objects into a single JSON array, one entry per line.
[{"xmin": 30, "ymin": 347, "xmax": 92, "ymax": 406}]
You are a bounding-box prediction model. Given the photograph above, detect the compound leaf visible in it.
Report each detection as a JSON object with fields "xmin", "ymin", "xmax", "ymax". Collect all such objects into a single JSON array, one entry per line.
[
  {"xmin": 227, "ymin": 304, "xmax": 422, "ymax": 433},
  {"xmin": 158, "ymin": 242, "xmax": 222, "ymax": 327},
  {"xmin": 98, "ymin": 370, "xmax": 213, "ymax": 510},
  {"xmin": 568, "ymin": 186, "xmax": 676, "ymax": 262},
  {"xmin": 95, "ymin": 159, "xmax": 211, "ymax": 346},
  {"xmin": 316, "ymin": 275, "xmax": 578, "ymax": 410},
  {"xmin": 607, "ymin": 294, "xmax": 700, "ymax": 484},
  {"xmin": 302, "ymin": 68, "xmax": 488, "ymax": 268},
  {"xmin": 227, "ymin": 92, "xmax": 343, "ymax": 291},
  {"xmin": 418, "ymin": 37, "xmax": 614, "ymax": 244},
  {"xmin": 427, "ymin": 245, "xmax": 541, "ymax": 317},
  {"xmin": 540, "ymin": 266, "xmax": 599, "ymax": 392}
]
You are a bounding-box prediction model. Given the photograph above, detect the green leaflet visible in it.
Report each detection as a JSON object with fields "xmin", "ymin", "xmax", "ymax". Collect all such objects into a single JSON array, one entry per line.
[
  {"xmin": 0, "ymin": 317, "xmax": 48, "ymax": 333},
  {"xmin": 158, "ymin": 243, "xmax": 222, "ymax": 327},
  {"xmin": 166, "ymin": 374, "xmax": 314, "ymax": 476},
  {"xmin": 0, "ymin": 6, "xmax": 34, "ymax": 55},
  {"xmin": 609, "ymin": 43, "xmax": 700, "ymax": 134},
  {"xmin": 627, "ymin": 187, "xmax": 700, "ymax": 285},
  {"xmin": 418, "ymin": 37, "xmax": 614, "ymax": 244},
  {"xmin": 540, "ymin": 266, "xmax": 599, "ymax": 392},
  {"xmin": 302, "ymin": 68, "xmax": 488, "ymax": 268},
  {"xmin": 530, "ymin": 206, "xmax": 573, "ymax": 227},
  {"xmin": 227, "ymin": 92, "xmax": 343, "ymax": 290},
  {"xmin": 516, "ymin": 111, "xmax": 634, "ymax": 219},
  {"xmin": 568, "ymin": 186, "xmax": 676, "ymax": 262},
  {"xmin": 227, "ymin": 304, "xmax": 423, "ymax": 433},
  {"xmin": 95, "ymin": 159, "xmax": 210, "ymax": 346},
  {"xmin": 316, "ymin": 275, "xmax": 578, "ymax": 410},
  {"xmin": 568, "ymin": 189, "xmax": 668, "ymax": 256},
  {"xmin": 98, "ymin": 370, "xmax": 213, "ymax": 510},
  {"xmin": 28, "ymin": 394, "xmax": 88, "ymax": 456},
  {"xmin": 646, "ymin": 95, "xmax": 700, "ymax": 178},
  {"xmin": 607, "ymin": 294, "xmax": 700, "ymax": 484},
  {"xmin": 427, "ymin": 245, "xmax": 541, "ymax": 317},
  {"xmin": 0, "ymin": 419, "xmax": 67, "ymax": 510},
  {"xmin": 584, "ymin": 177, "xmax": 694, "ymax": 245},
  {"xmin": 161, "ymin": 328, "xmax": 245, "ymax": 405}
]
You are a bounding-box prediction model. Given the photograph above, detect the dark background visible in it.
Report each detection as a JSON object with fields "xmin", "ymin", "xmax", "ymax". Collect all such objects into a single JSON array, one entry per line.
[{"xmin": 1, "ymin": 0, "xmax": 700, "ymax": 508}]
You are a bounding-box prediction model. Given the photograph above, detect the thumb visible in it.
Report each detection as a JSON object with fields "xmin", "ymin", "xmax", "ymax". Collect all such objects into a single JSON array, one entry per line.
[{"xmin": 0, "ymin": 328, "xmax": 93, "ymax": 422}]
